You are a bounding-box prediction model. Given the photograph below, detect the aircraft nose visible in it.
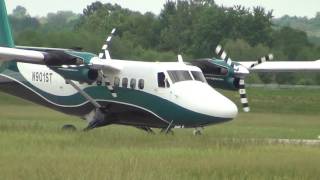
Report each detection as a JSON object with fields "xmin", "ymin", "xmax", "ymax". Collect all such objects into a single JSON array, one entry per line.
[
  {"xmin": 214, "ymin": 97, "xmax": 238, "ymax": 119},
  {"xmin": 196, "ymin": 88, "xmax": 238, "ymax": 119},
  {"xmin": 172, "ymin": 82, "xmax": 238, "ymax": 119}
]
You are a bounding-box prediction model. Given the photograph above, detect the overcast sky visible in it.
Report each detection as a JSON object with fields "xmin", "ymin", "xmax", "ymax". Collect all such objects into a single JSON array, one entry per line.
[{"xmin": 6, "ymin": 0, "xmax": 320, "ymax": 18}]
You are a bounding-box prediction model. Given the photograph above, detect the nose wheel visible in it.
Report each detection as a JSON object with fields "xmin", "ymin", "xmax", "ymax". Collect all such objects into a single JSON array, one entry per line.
[{"xmin": 193, "ymin": 127, "xmax": 203, "ymax": 136}]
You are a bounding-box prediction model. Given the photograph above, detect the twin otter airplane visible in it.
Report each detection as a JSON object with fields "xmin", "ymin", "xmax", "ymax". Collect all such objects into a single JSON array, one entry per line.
[{"xmin": 1, "ymin": 0, "xmax": 320, "ymax": 135}]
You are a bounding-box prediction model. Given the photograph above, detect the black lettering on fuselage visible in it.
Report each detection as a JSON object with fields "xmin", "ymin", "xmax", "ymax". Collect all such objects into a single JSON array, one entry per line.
[{"xmin": 32, "ymin": 72, "xmax": 53, "ymax": 83}]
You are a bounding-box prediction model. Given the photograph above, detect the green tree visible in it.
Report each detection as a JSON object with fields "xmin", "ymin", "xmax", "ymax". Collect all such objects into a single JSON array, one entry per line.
[
  {"xmin": 272, "ymin": 27, "xmax": 311, "ymax": 60},
  {"xmin": 12, "ymin": 6, "xmax": 27, "ymax": 18}
]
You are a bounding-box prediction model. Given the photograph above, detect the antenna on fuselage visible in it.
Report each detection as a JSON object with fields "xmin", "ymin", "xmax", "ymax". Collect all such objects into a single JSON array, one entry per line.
[{"xmin": 178, "ymin": 54, "xmax": 184, "ymax": 63}]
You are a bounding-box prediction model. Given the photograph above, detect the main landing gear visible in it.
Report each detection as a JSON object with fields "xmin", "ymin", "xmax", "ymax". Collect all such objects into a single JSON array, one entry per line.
[
  {"xmin": 136, "ymin": 127, "xmax": 156, "ymax": 134},
  {"xmin": 65, "ymin": 79, "xmax": 116, "ymax": 131},
  {"xmin": 83, "ymin": 106, "xmax": 115, "ymax": 131},
  {"xmin": 193, "ymin": 127, "xmax": 204, "ymax": 136},
  {"xmin": 62, "ymin": 124, "xmax": 77, "ymax": 131}
]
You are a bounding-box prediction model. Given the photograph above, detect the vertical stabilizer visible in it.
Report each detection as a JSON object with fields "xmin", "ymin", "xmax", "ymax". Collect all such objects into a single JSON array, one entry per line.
[{"xmin": 0, "ymin": 0, "xmax": 14, "ymax": 47}]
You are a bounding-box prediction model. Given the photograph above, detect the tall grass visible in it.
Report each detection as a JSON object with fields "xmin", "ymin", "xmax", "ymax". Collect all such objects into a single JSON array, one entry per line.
[{"xmin": 0, "ymin": 88, "xmax": 320, "ymax": 179}]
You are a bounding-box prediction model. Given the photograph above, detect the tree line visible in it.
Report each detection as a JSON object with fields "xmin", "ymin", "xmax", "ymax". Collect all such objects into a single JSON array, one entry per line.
[{"xmin": 9, "ymin": 0, "xmax": 320, "ymax": 85}]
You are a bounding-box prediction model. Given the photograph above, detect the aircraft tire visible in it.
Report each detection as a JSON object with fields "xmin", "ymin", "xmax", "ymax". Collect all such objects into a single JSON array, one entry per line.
[{"xmin": 62, "ymin": 124, "xmax": 77, "ymax": 131}]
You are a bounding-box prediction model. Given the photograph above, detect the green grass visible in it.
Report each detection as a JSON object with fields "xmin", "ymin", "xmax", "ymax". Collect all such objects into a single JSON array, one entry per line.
[{"xmin": 0, "ymin": 88, "xmax": 320, "ymax": 180}]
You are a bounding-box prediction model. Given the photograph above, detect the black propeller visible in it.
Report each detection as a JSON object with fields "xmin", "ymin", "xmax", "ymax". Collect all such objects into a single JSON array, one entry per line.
[
  {"xmin": 250, "ymin": 54, "xmax": 274, "ymax": 68},
  {"xmin": 99, "ymin": 28, "xmax": 116, "ymax": 60},
  {"xmin": 215, "ymin": 45, "xmax": 233, "ymax": 66},
  {"xmin": 96, "ymin": 28, "xmax": 118, "ymax": 98},
  {"xmin": 214, "ymin": 45, "xmax": 274, "ymax": 112}
]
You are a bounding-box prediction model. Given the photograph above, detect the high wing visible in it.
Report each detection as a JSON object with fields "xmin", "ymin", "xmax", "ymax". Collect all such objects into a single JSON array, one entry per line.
[
  {"xmin": 0, "ymin": 47, "xmax": 45, "ymax": 64},
  {"xmin": 238, "ymin": 60, "xmax": 320, "ymax": 72},
  {"xmin": 0, "ymin": 46, "xmax": 122, "ymax": 72}
]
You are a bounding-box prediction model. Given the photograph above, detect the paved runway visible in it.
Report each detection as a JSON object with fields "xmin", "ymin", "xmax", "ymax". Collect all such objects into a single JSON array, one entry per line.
[
  {"xmin": 266, "ymin": 139, "xmax": 320, "ymax": 146},
  {"xmin": 239, "ymin": 138, "xmax": 320, "ymax": 146}
]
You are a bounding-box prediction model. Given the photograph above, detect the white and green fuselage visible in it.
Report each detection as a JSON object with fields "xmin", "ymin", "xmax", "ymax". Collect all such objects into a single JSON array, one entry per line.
[
  {"xmin": 0, "ymin": 0, "xmax": 238, "ymax": 129},
  {"xmin": 0, "ymin": 57, "xmax": 238, "ymax": 128}
]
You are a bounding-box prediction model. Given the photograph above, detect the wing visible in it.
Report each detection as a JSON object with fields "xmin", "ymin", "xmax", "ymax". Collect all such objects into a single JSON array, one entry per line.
[
  {"xmin": 238, "ymin": 60, "xmax": 320, "ymax": 72},
  {"xmin": 0, "ymin": 46, "xmax": 122, "ymax": 72},
  {"xmin": 0, "ymin": 46, "xmax": 45, "ymax": 64}
]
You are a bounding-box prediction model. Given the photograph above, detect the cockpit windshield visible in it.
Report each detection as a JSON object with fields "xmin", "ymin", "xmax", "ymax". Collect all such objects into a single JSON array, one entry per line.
[{"xmin": 167, "ymin": 70, "xmax": 193, "ymax": 84}]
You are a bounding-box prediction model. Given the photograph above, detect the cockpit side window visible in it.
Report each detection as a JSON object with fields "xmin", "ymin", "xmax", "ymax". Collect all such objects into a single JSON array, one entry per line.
[
  {"xmin": 167, "ymin": 70, "xmax": 192, "ymax": 84},
  {"xmin": 191, "ymin": 71, "xmax": 206, "ymax": 83},
  {"xmin": 158, "ymin": 72, "xmax": 166, "ymax": 88}
]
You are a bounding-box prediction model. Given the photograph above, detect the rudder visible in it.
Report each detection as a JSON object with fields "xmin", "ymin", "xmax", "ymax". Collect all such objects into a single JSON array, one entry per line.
[{"xmin": 0, "ymin": 0, "xmax": 14, "ymax": 48}]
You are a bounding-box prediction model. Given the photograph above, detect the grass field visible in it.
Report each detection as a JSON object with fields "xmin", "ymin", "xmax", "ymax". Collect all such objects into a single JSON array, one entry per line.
[{"xmin": 0, "ymin": 88, "xmax": 320, "ymax": 180}]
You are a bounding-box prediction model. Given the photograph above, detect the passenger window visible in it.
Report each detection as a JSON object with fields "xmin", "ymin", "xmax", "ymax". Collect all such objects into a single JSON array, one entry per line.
[
  {"xmin": 158, "ymin": 72, "xmax": 165, "ymax": 88},
  {"xmin": 138, "ymin": 79, "xmax": 144, "ymax": 89},
  {"xmin": 130, "ymin": 79, "xmax": 136, "ymax": 89},
  {"xmin": 114, "ymin": 77, "xmax": 120, "ymax": 87},
  {"xmin": 122, "ymin": 78, "xmax": 128, "ymax": 88}
]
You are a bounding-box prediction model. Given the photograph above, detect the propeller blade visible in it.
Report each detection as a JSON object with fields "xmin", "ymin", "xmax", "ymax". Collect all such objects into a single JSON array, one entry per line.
[
  {"xmin": 238, "ymin": 79, "xmax": 250, "ymax": 112},
  {"xmin": 99, "ymin": 28, "xmax": 116, "ymax": 60},
  {"xmin": 215, "ymin": 45, "xmax": 232, "ymax": 66},
  {"xmin": 250, "ymin": 54, "xmax": 274, "ymax": 68}
]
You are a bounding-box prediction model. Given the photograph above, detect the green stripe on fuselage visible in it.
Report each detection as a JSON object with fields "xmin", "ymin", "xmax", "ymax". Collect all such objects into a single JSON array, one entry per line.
[{"xmin": 1, "ymin": 62, "xmax": 231, "ymax": 127}]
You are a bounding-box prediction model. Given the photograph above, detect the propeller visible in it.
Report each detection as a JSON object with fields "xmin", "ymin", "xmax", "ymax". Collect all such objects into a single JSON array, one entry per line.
[
  {"xmin": 99, "ymin": 28, "xmax": 116, "ymax": 60},
  {"xmin": 214, "ymin": 45, "xmax": 274, "ymax": 112},
  {"xmin": 250, "ymin": 54, "xmax": 274, "ymax": 69},
  {"xmin": 95, "ymin": 28, "xmax": 118, "ymax": 98},
  {"xmin": 215, "ymin": 45, "xmax": 232, "ymax": 66}
]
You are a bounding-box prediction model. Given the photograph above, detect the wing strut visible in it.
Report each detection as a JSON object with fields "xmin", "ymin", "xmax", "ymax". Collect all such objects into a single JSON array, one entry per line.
[
  {"xmin": 65, "ymin": 79, "xmax": 101, "ymax": 108},
  {"xmin": 66, "ymin": 79, "xmax": 115, "ymax": 131}
]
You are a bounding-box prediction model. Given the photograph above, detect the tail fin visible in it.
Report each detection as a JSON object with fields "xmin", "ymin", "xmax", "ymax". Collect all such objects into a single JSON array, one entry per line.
[{"xmin": 0, "ymin": 0, "xmax": 14, "ymax": 48}]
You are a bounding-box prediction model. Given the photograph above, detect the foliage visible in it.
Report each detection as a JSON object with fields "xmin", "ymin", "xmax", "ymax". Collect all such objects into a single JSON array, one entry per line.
[
  {"xmin": 8, "ymin": 0, "xmax": 320, "ymax": 84},
  {"xmin": 273, "ymin": 13, "xmax": 320, "ymax": 39}
]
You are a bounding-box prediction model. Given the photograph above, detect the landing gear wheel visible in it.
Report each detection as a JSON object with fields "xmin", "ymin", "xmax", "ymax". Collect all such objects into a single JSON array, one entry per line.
[
  {"xmin": 62, "ymin": 124, "xmax": 77, "ymax": 131},
  {"xmin": 193, "ymin": 128, "xmax": 203, "ymax": 136}
]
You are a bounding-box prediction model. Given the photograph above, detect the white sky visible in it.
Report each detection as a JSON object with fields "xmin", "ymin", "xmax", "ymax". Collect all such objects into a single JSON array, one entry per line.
[{"xmin": 5, "ymin": 0, "xmax": 320, "ymax": 18}]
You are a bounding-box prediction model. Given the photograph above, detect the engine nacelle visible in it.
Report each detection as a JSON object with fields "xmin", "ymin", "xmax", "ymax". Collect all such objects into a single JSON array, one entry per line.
[
  {"xmin": 207, "ymin": 77, "xmax": 240, "ymax": 91},
  {"xmin": 54, "ymin": 67, "xmax": 98, "ymax": 84}
]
